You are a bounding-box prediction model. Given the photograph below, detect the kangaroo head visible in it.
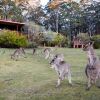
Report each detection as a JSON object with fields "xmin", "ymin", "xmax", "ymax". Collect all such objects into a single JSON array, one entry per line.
[
  {"xmin": 49, "ymin": 56, "xmax": 58, "ymax": 69},
  {"xmin": 83, "ymin": 41, "xmax": 94, "ymax": 51},
  {"xmin": 50, "ymin": 55, "xmax": 57, "ymax": 65},
  {"xmin": 55, "ymin": 54, "xmax": 64, "ymax": 61},
  {"xmin": 50, "ymin": 54, "xmax": 62, "ymax": 65}
]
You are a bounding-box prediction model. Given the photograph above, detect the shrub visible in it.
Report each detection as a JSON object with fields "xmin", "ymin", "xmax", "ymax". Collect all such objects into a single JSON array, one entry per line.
[
  {"xmin": 91, "ymin": 35, "xmax": 100, "ymax": 49},
  {"xmin": 27, "ymin": 42, "xmax": 38, "ymax": 48},
  {"xmin": 77, "ymin": 33, "xmax": 90, "ymax": 41},
  {"xmin": 0, "ymin": 30, "xmax": 28, "ymax": 48},
  {"xmin": 52, "ymin": 34, "xmax": 68, "ymax": 47},
  {"xmin": 38, "ymin": 34, "xmax": 68, "ymax": 47}
]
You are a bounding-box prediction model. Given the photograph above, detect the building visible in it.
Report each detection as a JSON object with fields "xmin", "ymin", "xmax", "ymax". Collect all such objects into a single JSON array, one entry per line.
[{"xmin": 0, "ymin": 19, "xmax": 25, "ymax": 32}]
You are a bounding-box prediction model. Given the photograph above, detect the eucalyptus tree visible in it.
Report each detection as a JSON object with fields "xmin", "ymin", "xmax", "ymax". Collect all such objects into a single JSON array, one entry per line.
[
  {"xmin": 0, "ymin": 0, "xmax": 23, "ymax": 22},
  {"xmin": 93, "ymin": 1, "xmax": 100, "ymax": 34},
  {"xmin": 83, "ymin": 4, "xmax": 96, "ymax": 36},
  {"xmin": 79, "ymin": 1, "xmax": 100, "ymax": 36},
  {"xmin": 28, "ymin": 6, "xmax": 46, "ymax": 25},
  {"xmin": 17, "ymin": 1, "xmax": 31, "ymax": 21},
  {"xmin": 0, "ymin": 0, "xmax": 15, "ymax": 19},
  {"xmin": 44, "ymin": 2, "xmax": 82, "ymax": 38}
]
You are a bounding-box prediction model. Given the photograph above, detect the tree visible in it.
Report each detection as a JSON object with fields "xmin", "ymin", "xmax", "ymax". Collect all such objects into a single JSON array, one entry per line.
[
  {"xmin": 0, "ymin": 0, "xmax": 23, "ymax": 22},
  {"xmin": 48, "ymin": 0, "xmax": 72, "ymax": 9},
  {"xmin": 0, "ymin": 0, "xmax": 14, "ymax": 19},
  {"xmin": 28, "ymin": 7, "xmax": 46, "ymax": 25},
  {"xmin": 79, "ymin": 1, "xmax": 100, "ymax": 35},
  {"xmin": 44, "ymin": 2, "xmax": 81, "ymax": 35}
]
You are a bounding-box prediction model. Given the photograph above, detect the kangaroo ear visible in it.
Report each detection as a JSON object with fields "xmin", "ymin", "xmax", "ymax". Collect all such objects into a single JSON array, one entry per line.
[
  {"xmin": 83, "ymin": 41, "xmax": 90, "ymax": 46},
  {"xmin": 90, "ymin": 41, "xmax": 94, "ymax": 46},
  {"xmin": 88, "ymin": 42, "xmax": 91, "ymax": 45}
]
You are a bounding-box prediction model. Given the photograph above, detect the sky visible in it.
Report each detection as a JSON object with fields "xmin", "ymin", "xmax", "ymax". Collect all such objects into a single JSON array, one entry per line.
[
  {"xmin": 40, "ymin": 0, "xmax": 49, "ymax": 6},
  {"xmin": 40, "ymin": 0, "xmax": 100, "ymax": 6}
]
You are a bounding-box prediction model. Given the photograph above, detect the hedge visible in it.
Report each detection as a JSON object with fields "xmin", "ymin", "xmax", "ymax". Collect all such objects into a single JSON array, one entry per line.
[{"xmin": 0, "ymin": 30, "xmax": 28, "ymax": 48}]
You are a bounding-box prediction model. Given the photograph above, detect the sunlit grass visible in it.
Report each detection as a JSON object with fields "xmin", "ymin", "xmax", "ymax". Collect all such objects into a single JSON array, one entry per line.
[{"xmin": 0, "ymin": 48, "xmax": 100, "ymax": 100}]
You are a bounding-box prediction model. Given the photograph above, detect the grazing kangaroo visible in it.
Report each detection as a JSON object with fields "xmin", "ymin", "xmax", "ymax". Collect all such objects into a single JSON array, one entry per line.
[
  {"xmin": 20, "ymin": 47, "xmax": 26, "ymax": 55},
  {"xmin": 50, "ymin": 54, "xmax": 72, "ymax": 87},
  {"xmin": 11, "ymin": 47, "xmax": 26, "ymax": 61},
  {"xmin": 83, "ymin": 41, "xmax": 100, "ymax": 90},
  {"xmin": 44, "ymin": 48, "xmax": 52, "ymax": 59}
]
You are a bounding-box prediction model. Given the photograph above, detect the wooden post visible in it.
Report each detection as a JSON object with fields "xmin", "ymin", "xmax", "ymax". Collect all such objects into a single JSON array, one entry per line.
[
  {"xmin": 16, "ymin": 25, "xmax": 21, "ymax": 35},
  {"xmin": 17, "ymin": 25, "xmax": 18, "ymax": 32}
]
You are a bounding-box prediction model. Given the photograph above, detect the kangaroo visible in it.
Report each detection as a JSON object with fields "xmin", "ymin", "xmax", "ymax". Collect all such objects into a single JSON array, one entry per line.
[
  {"xmin": 50, "ymin": 54, "xmax": 64, "ymax": 65},
  {"xmin": 44, "ymin": 48, "xmax": 52, "ymax": 59},
  {"xmin": 83, "ymin": 41, "xmax": 100, "ymax": 90},
  {"xmin": 33, "ymin": 48, "xmax": 36, "ymax": 55},
  {"xmin": 43, "ymin": 47, "xmax": 58, "ymax": 60},
  {"xmin": 50, "ymin": 54, "xmax": 72, "ymax": 87},
  {"xmin": 54, "ymin": 54, "xmax": 64, "ymax": 61},
  {"xmin": 11, "ymin": 47, "xmax": 26, "ymax": 61}
]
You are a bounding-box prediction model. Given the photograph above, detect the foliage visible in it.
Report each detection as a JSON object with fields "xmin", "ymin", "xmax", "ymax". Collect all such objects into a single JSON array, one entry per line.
[
  {"xmin": 12, "ymin": 0, "xmax": 100, "ymax": 48},
  {"xmin": 28, "ymin": 7, "xmax": 46, "ymax": 25},
  {"xmin": 6, "ymin": 0, "xmax": 99, "ymax": 48},
  {"xmin": 52, "ymin": 34, "xmax": 67, "ymax": 46},
  {"xmin": 0, "ymin": 30, "xmax": 28, "ymax": 48},
  {"xmin": 23, "ymin": 22, "xmax": 63, "ymax": 47},
  {"xmin": 21, "ymin": 22, "xmax": 45, "ymax": 47},
  {"xmin": 44, "ymin": 2, "xmax": 82, "ymax": 36},
  {"xmin": 0, "ymin": 0, "xmax": 24, "ymax": 22},
  {"xmin": 77, "ymin": 33, "xmax": 90, "ymax": 41},
  {"xmin": 32, "ymin": 32, "xmax": 45, "ymax": 46},
  {"xmin": 38, "ymin": 33, "xmax": 68, "ymax": 47},
  {"xmin": 47, "ymin": 34, "xmax": 68, "ymax": 47},
  {"xmin": 26, "ymin": 1, "xmax": 100, "ymax": 48},
  {"xmin": 44, "ymin": 1, "xmax": 100, "ymax": 36},
  {"xmin": 27, "ymin": 42, "xmax": 38, "ymax": 48},
  {"xmin": 91, "ymin": 35, "xmax": 100, "ymax": 49}
]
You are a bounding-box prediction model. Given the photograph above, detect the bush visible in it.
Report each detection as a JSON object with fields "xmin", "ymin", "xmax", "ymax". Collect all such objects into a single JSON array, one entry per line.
[
  {"xmin": 27, "ymin": 42, "xmax": 38, "ymax": 48},
  {"xmin": 51, "ymin": 34, "xmax": 68, "ymax": 47},
  {"xmin": 91, "ymin": 35, "xmax": 100, "ymax": 49},
  {"xmin": 39, "ymin": 34, "xmax": 68, "ymax": 47},
  {"xmin": 0, "ymin": 30, "xmax": 28, "ymax": 48},
  {"xmin": 77, "ymin": 33, "xmax": 90, "ymax": 41}
]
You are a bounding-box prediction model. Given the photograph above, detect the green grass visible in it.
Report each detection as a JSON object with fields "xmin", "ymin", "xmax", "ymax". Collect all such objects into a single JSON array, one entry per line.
[{"xmin": 0, "ymin": 48, "xmax": 100, "ymax": 100}]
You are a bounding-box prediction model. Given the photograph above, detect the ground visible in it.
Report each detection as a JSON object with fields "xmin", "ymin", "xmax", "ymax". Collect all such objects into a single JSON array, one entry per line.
[{"xmin": 0, "ymin": 48, "xmax": 100, "ymax": 100}]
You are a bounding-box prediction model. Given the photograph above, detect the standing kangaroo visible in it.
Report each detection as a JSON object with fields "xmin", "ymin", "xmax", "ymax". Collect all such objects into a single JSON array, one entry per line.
[
  {"xmin": 83, "ymin": 41, "xmax": 100, "ymax": 90},
  {"xmin": 44, "ymin": 48, "xmax": 52, "ymax": 59},
  {"xmin": 50, "ymin": 54, "xmax": 72, "ymax": 87},
  {"xmin": 33, "ymin": 48, "xmax": 36, "ymax": 55}
]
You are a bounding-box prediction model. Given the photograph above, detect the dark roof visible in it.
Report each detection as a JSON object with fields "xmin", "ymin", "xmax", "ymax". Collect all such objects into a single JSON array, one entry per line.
[{"xmin": 0, "ymin": 19, "xmax": 25, "ymax": 26}]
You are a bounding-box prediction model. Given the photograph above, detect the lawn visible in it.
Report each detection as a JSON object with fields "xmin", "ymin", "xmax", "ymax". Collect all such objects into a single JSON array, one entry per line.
[{"xmin": 0, "ymin": 47, "xmax": 100, "ymax": 100}]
